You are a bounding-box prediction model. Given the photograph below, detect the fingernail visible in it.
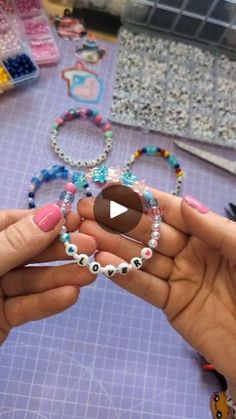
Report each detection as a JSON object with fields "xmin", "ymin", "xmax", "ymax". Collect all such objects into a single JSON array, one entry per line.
[
  {"xmin": 184, "ymin": 195, "xmax": 209, "ymax": 214},
  {"xmin": 33, "ymin": 204, "xmax": 62, "ymax": 232}
]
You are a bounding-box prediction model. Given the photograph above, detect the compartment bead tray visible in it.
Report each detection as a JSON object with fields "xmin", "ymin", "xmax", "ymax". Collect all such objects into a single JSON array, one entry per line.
[{"xmin": 110, "ymin": 27, "xmax": 236, "ymax": 148}]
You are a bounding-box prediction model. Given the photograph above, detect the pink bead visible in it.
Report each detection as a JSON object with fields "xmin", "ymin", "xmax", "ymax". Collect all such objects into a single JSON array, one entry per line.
[
  {"xmin": 65, "ymin": 182, "xmax": 77, "ymax": 194},
  {"xmin": 56, "ymin": 117, "xmax": 64, "ymax": 126},
  {"xmin": 103, "ymin": 123, "xmax": 111, "ymax": 132},
  {"xmin": 148, "ymin": 207, "xmax": 162, "ymax": 218},
  {"xmin": 95, "ymin": 115, "xmax": 102, "ymax": 124}
]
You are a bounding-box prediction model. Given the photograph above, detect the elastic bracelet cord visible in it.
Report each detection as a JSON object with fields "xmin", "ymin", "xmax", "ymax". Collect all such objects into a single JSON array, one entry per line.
[
  {"xmin": 50, "ymin": 107, "xmax": 113, "ymax": 169},
  {"xmin": 125, "ymin": 145, "xmax": 185, "ymax": 196}
]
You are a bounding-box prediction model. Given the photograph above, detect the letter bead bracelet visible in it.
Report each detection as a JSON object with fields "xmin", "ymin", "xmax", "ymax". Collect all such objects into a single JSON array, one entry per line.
[
  {"xmin": 125, "ymin": 145, "xmax": 184, "ymax": 196},
  {"xmin": 50, "ymin": 107, "xmax": 113, "ymax": 169},
  {"xmin": 57, "ymin": 166, "xmax": 162, "ymax": 278}
]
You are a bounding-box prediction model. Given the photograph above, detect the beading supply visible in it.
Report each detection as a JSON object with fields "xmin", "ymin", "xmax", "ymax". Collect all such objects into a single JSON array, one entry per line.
[
  {"xmin": 125, "ymin": 145, "xmax": 184, "ymax": 196},
  {"xmin": 28, "ymin": 164, "xmax": 92, "ymax": 209},
  {"xmin": 50, "ymin": 108, "xmax": 113, "ymax": 169},
  {"xmin": 58, "ymin": 166, "xmax": 162, "ymax": 277}
]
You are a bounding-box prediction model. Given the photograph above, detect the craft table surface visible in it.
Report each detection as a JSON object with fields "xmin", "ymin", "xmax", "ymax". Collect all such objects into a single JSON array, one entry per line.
[{"xmin": 0, "ymin": 35, "xmax": 236, "ymax": 419}]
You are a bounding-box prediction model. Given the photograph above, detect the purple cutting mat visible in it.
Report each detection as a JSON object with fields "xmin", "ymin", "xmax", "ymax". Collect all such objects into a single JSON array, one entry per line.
[{"xmin": 0, "ymin": 34, "xmax": 236, "ymax": 419}]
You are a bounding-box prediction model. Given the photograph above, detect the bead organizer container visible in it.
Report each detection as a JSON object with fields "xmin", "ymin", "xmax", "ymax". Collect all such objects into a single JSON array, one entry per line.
[
  {"xmin": 0, "ymin": 8, "xmax": 39, "ymax": 94},
  {"xmin": 111, "ymin": 28, "xmax": 236, "ymax": 149},
  {"xmin": 1, "ymin": 0, "xmax": 59, "ymax": 65}
]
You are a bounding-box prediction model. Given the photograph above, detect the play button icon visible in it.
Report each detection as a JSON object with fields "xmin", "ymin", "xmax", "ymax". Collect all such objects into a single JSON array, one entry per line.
[
  {"xmin": 110, "ymin": 201, "xmax": 128, "ymax": 219},
  {"xmin": 93, "ymin": 184, "xmax": 143, "ymax": 234}
]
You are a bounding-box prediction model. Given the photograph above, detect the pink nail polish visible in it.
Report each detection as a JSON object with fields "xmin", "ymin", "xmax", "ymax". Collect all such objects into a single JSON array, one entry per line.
[
  {"xmin": 33, "ymin": 204, "xmax": 62, "ymax": 232},
  {"xmin": 184, "ymin": 195, "xmax": 209, "ymax": 214}
]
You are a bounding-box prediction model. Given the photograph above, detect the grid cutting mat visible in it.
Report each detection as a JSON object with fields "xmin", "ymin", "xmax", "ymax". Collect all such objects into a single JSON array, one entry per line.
[{"xmin": 0, "ymin": 35, "xmax": 236, "ymax": 419}]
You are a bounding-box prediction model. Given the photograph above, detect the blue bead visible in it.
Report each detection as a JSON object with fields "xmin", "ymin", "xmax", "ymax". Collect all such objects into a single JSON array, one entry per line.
[
  {"xmin": 86, "ymin": 109, "xmax": 93, "ymax": 117},
  {"xmin": 167, "ymin": 156, "xmax": 178, "ymax": 167},
  {"xmin": 83, "ymin": 183, "xmax": 89, "ymax": 188},
  {"xmin": 91, "ymin": 165, "xmax": 108, "ymax": 183},
  {"xmin": 143, "ymin": 190, "xmax": 154, "ymax": 202},
  {"xmin": 29, "ymin": 202, "xmax": 35, "ymax": 208},
  {"xmin": 60, "ymin": 233, "xmax": 70, "ymax": 242},
  {"xmin": 121, "ymin": 171, "xmax": 138, "ymax": 186},
  {"xmin": 86, "ymin": 192, "xmax": 92, "ymax": 197},
  {"xmin": 41, "ymin": 169, "xmax": 50, "ymax": 181},
  {"xmin": 146, "ymin": 145, "xmax": 157, "ymax": 156},
  {"xmin": 59, "ymin": 191, "xmax": 75, "ymax": 203},
  {"xmin": 31, "ymin": 177, "xmax": 42, "ymax": 188},
  {"xmin": 28, "ymin": 192, "xmax": 34, "ymax": 198},
  {"xmin": 72, "ymin": 172, "xmax": 86, "ymax": 189},
  {"xmin": 92, "ymin": 109, "xmax": 99, "ymax": 117}
]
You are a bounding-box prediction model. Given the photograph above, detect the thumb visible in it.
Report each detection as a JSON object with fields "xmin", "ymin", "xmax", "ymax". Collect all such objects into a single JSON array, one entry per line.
[
  {"xmin": 0, "ymin": 204, "xmax": 64, "ymax": 276},
  {"xmin": 182, "ymin": 195, "xmax": 236, "ymax": 263}
]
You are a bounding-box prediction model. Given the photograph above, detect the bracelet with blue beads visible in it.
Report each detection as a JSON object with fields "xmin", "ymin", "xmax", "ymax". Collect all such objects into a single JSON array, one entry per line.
[
  {"xmin": 125, "ymin": 145, "xmax": 185, "ymax": 196},
  {"xmin": 28, "ymin": 165, "xmax": 92, "ymax": 209},
  {"xmin": 58, "ymin": 165, "xmax": 162, "ymax": 277}
]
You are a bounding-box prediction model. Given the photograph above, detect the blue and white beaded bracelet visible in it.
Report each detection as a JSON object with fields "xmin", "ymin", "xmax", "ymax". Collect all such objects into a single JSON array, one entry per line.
[
  {"xmin": 58, "ymin": 165, "xmax": 162, "ymax": 278},
  {"xmin": 27, "ymin": 165, "xmax": 92, "ymax": 210}
]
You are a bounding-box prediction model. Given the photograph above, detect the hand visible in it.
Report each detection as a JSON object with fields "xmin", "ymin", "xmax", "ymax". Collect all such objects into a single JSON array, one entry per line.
[
  {"xmin": 0, "ymin": 204, "xmax": 97, "ymax": 345},
  {"xmin": 78, "ymin": 191, "xmax": 236, "ymax": 389}
]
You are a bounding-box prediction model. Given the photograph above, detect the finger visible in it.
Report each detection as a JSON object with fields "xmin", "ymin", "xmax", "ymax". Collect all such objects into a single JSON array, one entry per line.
[
  {"xmin": 96, "ymin": 251, "xmax": 170, "ymax": 309},
  {"xmin": 0, "ymin": 208, "xmax": 81, "ymax": 233},
  {"xmin": 78, "ymin": 199, "xmax": 187, "ymax": 257},
  {"xmin": 182, "ymin": 196, "xmax": 236, "ymax": 262},
  {"xmin": 4, "ymin": 286, "xmax": 80, "ymax": 327},
  {"xmin": 80, "ymin": 220, "xmax": 174, "ymax": 278},
  {"xmin": 1, "ymin": 263, "xmax": 95, "ymax": 297},
  {"xmin": 30, "ymin": 232, "xmax": 97, "ymax": 263},
  {"xmin": 0, "ymin": 204, "xmax": 64, "ymax": 276}
]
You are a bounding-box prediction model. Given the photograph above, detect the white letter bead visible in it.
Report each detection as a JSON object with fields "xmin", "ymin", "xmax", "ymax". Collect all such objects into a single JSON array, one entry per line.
[
  {"xmin": 65, "ymin": 243, "xmax": 78, "ymax": 256},
  {"xmin": 141, "ymin": 247, "xmax": 153, "ymax": 260},
  {"xmin": 89, "ymin": 262, "xmax": 101, "ymax": 274},
  {"xmin": 103, "ymin": 264, "xmax": 116, "ymax": 278},
  {"xmin": 75, "ymin": 254, "xmax": 89, "ymax": 266},
  {"xmin": 130, "ymin": 257, "xmax": 143, "ymax": 269},
  {"xmin": 118, "ymin": 262, "xmax": 132, "ymax": 275}
]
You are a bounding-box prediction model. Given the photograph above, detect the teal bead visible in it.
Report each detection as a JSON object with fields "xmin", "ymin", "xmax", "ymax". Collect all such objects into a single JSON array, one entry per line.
[
  {"xmin": 145, "ymin": 145, "xmax": 157, "ymax": 156},
  {"xmin": 92, "ymin": 109, "xmax": 99, "ymax": 117},
  {"xmin": 167, "ymin": 156, "xmax": 178, "ymax": 167},
  {"xmin": 52, "ymin": 123, "xmax": 58, "ymax": 130},
  {"xmin": 91, "ymin": 165, "xmax": 108, "ymax": 183},
  {"xmin": 73, "ymin": 172, "xmax": 86, "ymax": 189},
  {"xmin": 60, "ymin": 233, "xmax": 70, "ymax": 242},
  {"xmin": 121, "ymin": 171, "xmax": 138, "ymax": 186},
  {"xmin": 143, "ymin": 190, "xmax": 154, "ymax": 202},
  {"xmin": 104, "ymin": 130, "xmax": 113, "ymax": 138}
]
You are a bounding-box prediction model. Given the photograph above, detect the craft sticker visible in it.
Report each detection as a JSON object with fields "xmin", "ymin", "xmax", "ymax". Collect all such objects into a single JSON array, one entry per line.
[
  {"xmin": 55, "ymin": 10, "xmax": 86, "ymax": 41},
  {"xmin": 75, "ymin": 37, "xmax": 106, "ymax": 64},
  {"xmin": 62, "ymin": 61, "xmax": 103, "ymax": 103},
  {"xmin": 210, "ymin": 392, "xmax": 235, "ymax": 419}
]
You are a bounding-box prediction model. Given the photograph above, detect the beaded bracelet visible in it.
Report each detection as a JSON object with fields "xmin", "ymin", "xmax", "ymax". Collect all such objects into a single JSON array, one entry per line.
[
  {"xmin": 50, "ymin": 107, "xmax": 113, "ymax": 169},
  {"xmin": 27, "ymin": 164, "xmax": 92, "ymax": 209},
  {"xmin": 125, "ymin": 145, "xmax": 184, "ymax": 196},
  {"xmin": 58, "ymin": 166, "xmax": 162, "ymax": 277}
]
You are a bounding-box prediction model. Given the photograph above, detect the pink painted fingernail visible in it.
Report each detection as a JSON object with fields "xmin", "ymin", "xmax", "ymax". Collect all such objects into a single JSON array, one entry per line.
[
  {"xmin": 184, "ymin": 195, "xmax": 209, "ymax": 214},
  {"xmin": 33, "ymin": 204, "xmax": 62, "ymax": 232}
]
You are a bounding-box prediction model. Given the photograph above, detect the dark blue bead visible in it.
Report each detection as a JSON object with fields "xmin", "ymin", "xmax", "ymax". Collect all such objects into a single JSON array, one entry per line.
[
  {"xmin": 83, "ymin": 183, "xmax": 89, "ymax": 188},
  {"xmin": 174, "ymin": 163, "xmax": 180, "ymax": 169},
  {"xmin": 142, "ymin": 147, "xmax": 146, "ymax": 153},
  {"xmin": 86, "ymin": 192, "xmax": 92, "ymax": 197},
  {"xmin": 29, "ymin": 202, "xmax": 36, "ymax": 208},
  {"xmin": 86, "ymin": 109, "xmax": 93, "ymax": 117},
  {"xmin": 28, "ymin": 192, "xmax": 34, "ymax": 198}
]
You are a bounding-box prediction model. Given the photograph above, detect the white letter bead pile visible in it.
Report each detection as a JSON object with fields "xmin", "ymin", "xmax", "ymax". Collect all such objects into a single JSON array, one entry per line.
[{"xmin": 59, "ymin": 168, "xmax": 162, "ymax": 278}]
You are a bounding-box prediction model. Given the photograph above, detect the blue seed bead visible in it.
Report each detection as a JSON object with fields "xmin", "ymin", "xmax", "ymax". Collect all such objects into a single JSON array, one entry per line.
[
  {"xmin": 146, "ymin": 145, "xmax": 157, "ymax": 156},
  {"xmin": 167, "ymin": 156, "xmax": 178, "ymax": 167},
  {"xmin": 28, "ymin": 192, "xmax": 34, "ymax": 198},
  {"xmin": 60, "ymin": 233, "xmax": 70, "ymax": 243},
  {"xmin": 83, "ymin": 183, "xmax": 89, "ymax": 188},
  {"xmin": 92, "ymin": 109, "xmax": 99, "ymax": 117},
  {"xmin": 86, "ymin": 192, "xmax": 92, "ymax": 197},
  {"xmin": 143, "ymin": 190, "xmax": 154, "ymax": 202},
  {"xmin": 86, "ymin": 109, "xmax": 93, "ymax": 117},
  {"xmin": 61, "ymin": 168, "xmax": 69, "ymax": 179},
  {"xmin": 41, "ymin": 169, "xmax": 50, "ymax": 181},
  {"xmin": 29, "ymin": 202, "xmax": 36, "ymax": 209},
  {"xmin": 59, "ymin": 191, "xmax": 75, "ymax": 203},
  {"xmin": 142, "ymin": 147, "xmax": 147, "ymax": 153}
]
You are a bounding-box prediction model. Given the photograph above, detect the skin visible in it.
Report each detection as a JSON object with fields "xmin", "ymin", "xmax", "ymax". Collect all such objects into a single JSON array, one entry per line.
[
  {"xmin": 0, "ymin": 208, "xmax": 97, "ymax": 345},
  {"xmin": 77, "ymin": 189, "xmax": 236, "ymax": 400}
]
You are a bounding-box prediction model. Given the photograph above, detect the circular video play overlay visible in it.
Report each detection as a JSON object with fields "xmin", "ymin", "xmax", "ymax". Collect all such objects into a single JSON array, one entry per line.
[{"xmin": 93, "ymin": 184, "xmax": 143, "ymax": 234}]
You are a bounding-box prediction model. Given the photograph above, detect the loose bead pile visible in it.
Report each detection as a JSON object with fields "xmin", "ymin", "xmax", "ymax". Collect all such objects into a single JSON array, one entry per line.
[
  {"xmin": 50, "ymin": 108, "xmax": 113, "ymax": 169},
  {"xmin": 3, "ymin": 53, "xmax": 37, "ymax": 79},
  {"xmin": 125, "ymin": 145, "xmax": 184, "ymax": 196},
  {"xmin": 27, "ymin": 164, "xmax": 92, "ymax": 209},
  {"xmin": 58, "ymin": 166, "xmax": 162, "ymax": 277}
]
